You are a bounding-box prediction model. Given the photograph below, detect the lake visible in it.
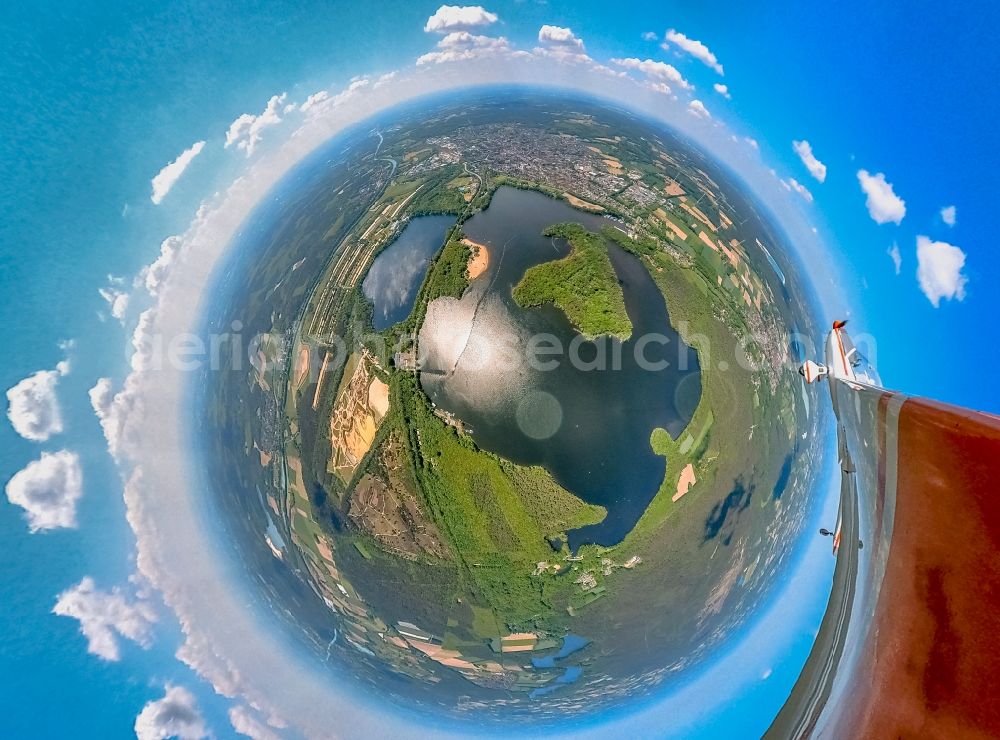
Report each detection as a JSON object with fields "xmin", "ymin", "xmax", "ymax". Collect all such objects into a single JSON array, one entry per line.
[
  {"xmin": 418, "ymin": 187, "xmax": 701, "ymax": 548},
  {"xmin": 362, "ymin": 214, "xmax": 456, "ymax": 329}
]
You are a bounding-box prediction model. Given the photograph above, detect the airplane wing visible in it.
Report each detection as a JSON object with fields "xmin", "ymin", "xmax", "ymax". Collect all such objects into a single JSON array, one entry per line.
[{"xmin": 768, "ymin": 323, "xmax": 1000, "ymax": 738}]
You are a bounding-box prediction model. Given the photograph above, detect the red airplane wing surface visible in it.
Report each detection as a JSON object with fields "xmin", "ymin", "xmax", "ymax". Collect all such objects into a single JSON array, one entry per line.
[{"xmin": 771, "ymin": 333, "xmax": 1000, "ymax": 738}]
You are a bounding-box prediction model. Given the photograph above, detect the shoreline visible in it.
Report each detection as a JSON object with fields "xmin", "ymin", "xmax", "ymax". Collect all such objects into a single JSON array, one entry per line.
[{"xmin": 462, "ymin": 238, "xmax": 490, "ymax": 280}]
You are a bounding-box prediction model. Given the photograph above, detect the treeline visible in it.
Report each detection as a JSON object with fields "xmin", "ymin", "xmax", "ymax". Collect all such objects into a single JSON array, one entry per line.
[
  {"xmin": 407, "ymin": 165, "xmax": 468, "ymax": 216},
  {"xmin": 391, "ymin": 371, "xmax": 604, "ymax": 631}
]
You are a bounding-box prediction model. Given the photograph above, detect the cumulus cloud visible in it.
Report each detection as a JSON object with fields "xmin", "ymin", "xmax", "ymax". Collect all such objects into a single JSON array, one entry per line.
[
  {"xmin": 713, "ymin": 82, "xmax": 731, "ymax": 99},
  {"xmin": 6, "ymin": 360, "xmax": 69, "ymax": 442},
  {"xmin": 941, "ymin": 204, "xmax": 957, "ymax": 227},
  {"xmin": 641, "ymin": 31, "xmax": 658, "ymax": 42},
  {"xmin": 644, "ymin": 81, "xmax": 673, "ymax": 96},
  {"xmin": 888, "ymin": 242, "xmax": 902, "ymax": 274},
  {"xmin": 611, "ymin": 57, "xmax": 692, "ymax": 90},
  {"xmin": 298, "ymin": 78, "xmax": 372, "ymax": 116},
  {"xmin": 782, "ymin": 177, "xmax": 813, "ymax": 203},
  {"xmin": 538, "ymin": 24, "xmax": 585, "ymax": 52},
  {"xmin": 857, "ymin": 169, "xmax": 906, "ymax": 225},
  {"xmin": 138, "ymin": 235, "xmax": 183, "ymax": 297},
  {"xmin": 916, "ymin": 235, "xmax": 967, "ymax": 307},
  {"xmin": 423, "ymin": 5, "xmax": 497, "ymax": 33},
  {"xmin": 225, "ymin": 94, "xmax": 287, "ymax": 157},
  {"xmin": 687, "ymin": 99, "xmax": 711, "ymax": 119},
  {"xmin": 663, "ymin": 28, "xmax": 724, "ymax": 75},
  {"xmin": 150, "ymin": 141, "xmax": 206, "ymax": 205},
  {"xmin": 298, "ymin": 91, "xmax": 329, "ymax": 114},
  {"xmin": 372, "ymin": 71, "xmax": 398, "ymax": 89},
  {"xmin": 534, "ymin": 25, "xmax": 603, "ymax": 67},
  {"xmin": 418, "ymin": 31, "xmax": 512, "ymax": 65},
  {"xmin": 136, "ymin": 201, "xmax": 217, "ymax": 300},
  {"xmin": 135, "ymin": 686, "xmax": 208, "ymax": 740},
  {"xmin": 5, "ymin": 450, "xmax": 82, "ymax": 532},
  {"xmin": 229, "ymin": 706, "xmax": 280, "ymax": 740},
  {"xmin": 89, "ymin": 307, "xmax": 158, "ymax": 463},
  {"xmin": 792, "ymin": 140, "xmax": 827, "ymax": 183},
  {"xmin": 52, "ymin": 577, "xmax": 157, "ymax": 661},
  {"xmin": 99, "ymin": 275, "xmax": 130, "ymax": 324},
  {"xmin": 88, "ymin": 376, "xmax": 114, "ymax": 417},
  {"xmin": 744, "ymin": 137, "xmax": 759, "ymax": 151},
  {"xmin": 336, "ymin": 78, "xmax": 372, "ymax": 103}
]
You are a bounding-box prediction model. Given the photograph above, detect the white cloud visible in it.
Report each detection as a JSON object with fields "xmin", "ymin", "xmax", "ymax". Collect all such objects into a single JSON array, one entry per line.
[
  {"xmin": 533, "ymin": 25, "xmax": 593, "ymax": 65},
  {"xmin": 442, "ymin": 31, "xmax": 506, "ymax": 50},
  {"xmin": 150, "ymin": 141, "xmax": 206, "ymax": 205},
  {"xmin": 139, "ymin": 235, "xmax": 183, "ymax": 297},
  {"xmin": 5, "ymin": 450, "xmax": 82, "ymax": 532},
  {"xmin": 88, "ymin": 376, "xmax": 114, "ymax": 414},
  {"xmin": 916, "ymin": 235, "xmax": 967, "ymax": 307},
  {"xmin": 418, "ymin": 32, "xmax": 512, "ymax": 65},
  {"xmin": 297, "ymin": 78, "xmax": 372, "ymax": 116},
  {"xmin": 6, "ymin": 360, "xmax": 69, "ymax": 442},
  {"xmin": 642, "ymin": 31, "xmax": 658, "ymax": 42},
  {"xmin": 298, "ymin": 91, "xmax": 329, "ymax": 114},
  {"xmin": 100, "ymin": 290, "xmax": 129, "ymax": 320},
  {"xmin": 663, "ymin": 29, "xmax": 724, "ymax": 75},
  {"xmin": 644, "ymin": 81, "xmax": 673, "ymax": 96},
  {"xmin": 372, "ymin": 71, "xmax": 398, "ymax": 89},
  {"xmin": 52, "ymin": 577, "xmax": 157, "ymax": 661},
  {"xmin": 941, "ymin": 204, "xmax": 957, "ymax": 227},
  {"xmin": 89, "ymin": 308, "xmax": 158, "ymax": 462},
  {"xmin": 135, "ymin": 202, "xmax": 211, "ymax": 300},
  {"xmin": 538, "ymin": 24, "xmax": 585, "ymax": 51},
  {"xmin": 687, "ymin": 99, "xmax": 711, "ymax": 120},
  {"xmin": 888, "ymin": 242, "xmax": 902, "ymax": 274},
  {"xmin": 135, "ymin": 686, "xmax": 208, "ymax": 740},
  {"xmin": 334, "ymin": 77, "xmax": 371, "ymax": 102},
  {"xmin": 744, "ymin": 137, "xmax": 759, "ymax": 151},
  {"xmin": 857, "ymin": 169, "xmax": 906, "ymax": 224},
  {"xmin": 424, "ymin": 5, "xmax": 498, "ymax": 33},
  {"xmin": 782, "ymin": 177, "xmax": 814, "ymax": 203},
  {"xmin": 713, "ymin": 82, "xmax": 731, "ymax": 99},
  {"xmin": 225, "ymin": 94, "xmax": 287, "ymax": 157},
  {"xmin": 89, "ymin": 376, "xmax": 122, "ymax": 456},
  {"xmin": 99, "ymin": 275, "xmax": 130, "ymax": 324},
  {"xmin": 229, "ymin": 706, "xmax": 280, "ymax": 740},
  {"xmin": 611, "ymin": 57, "xmax": 692, "ymax": 90},
  {"xmin": 792, "ymin": 140, "xmax": 827, "ymax": 183}
]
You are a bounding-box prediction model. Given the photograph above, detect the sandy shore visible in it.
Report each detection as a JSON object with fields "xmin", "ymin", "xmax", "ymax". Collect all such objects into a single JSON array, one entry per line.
[
  {"xmin": 462, "ymin": 238, "xmax": 490, "ymax": 279},
  {"xmin": 562, "ymin": 192, "xmax": 605, "ymax": 212}
]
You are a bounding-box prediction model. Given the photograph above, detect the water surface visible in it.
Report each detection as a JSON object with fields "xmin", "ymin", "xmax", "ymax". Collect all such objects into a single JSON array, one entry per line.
[
  {"xmin": 419, "ymin": 187, "xmax": 701, "ymax": 548},
  {"xmin": 363, "ymin": 214, "xmax": 455, "ymax": 329}
]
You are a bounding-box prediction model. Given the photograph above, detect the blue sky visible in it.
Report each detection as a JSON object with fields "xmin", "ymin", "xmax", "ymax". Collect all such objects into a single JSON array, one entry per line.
[
  {"xmin": 4, "ymin": 1, "xmax": 995, "ymax": 407},
  {"xmin": 1, "ymin": 2, "xmax": 996, "ymax": 737}
]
